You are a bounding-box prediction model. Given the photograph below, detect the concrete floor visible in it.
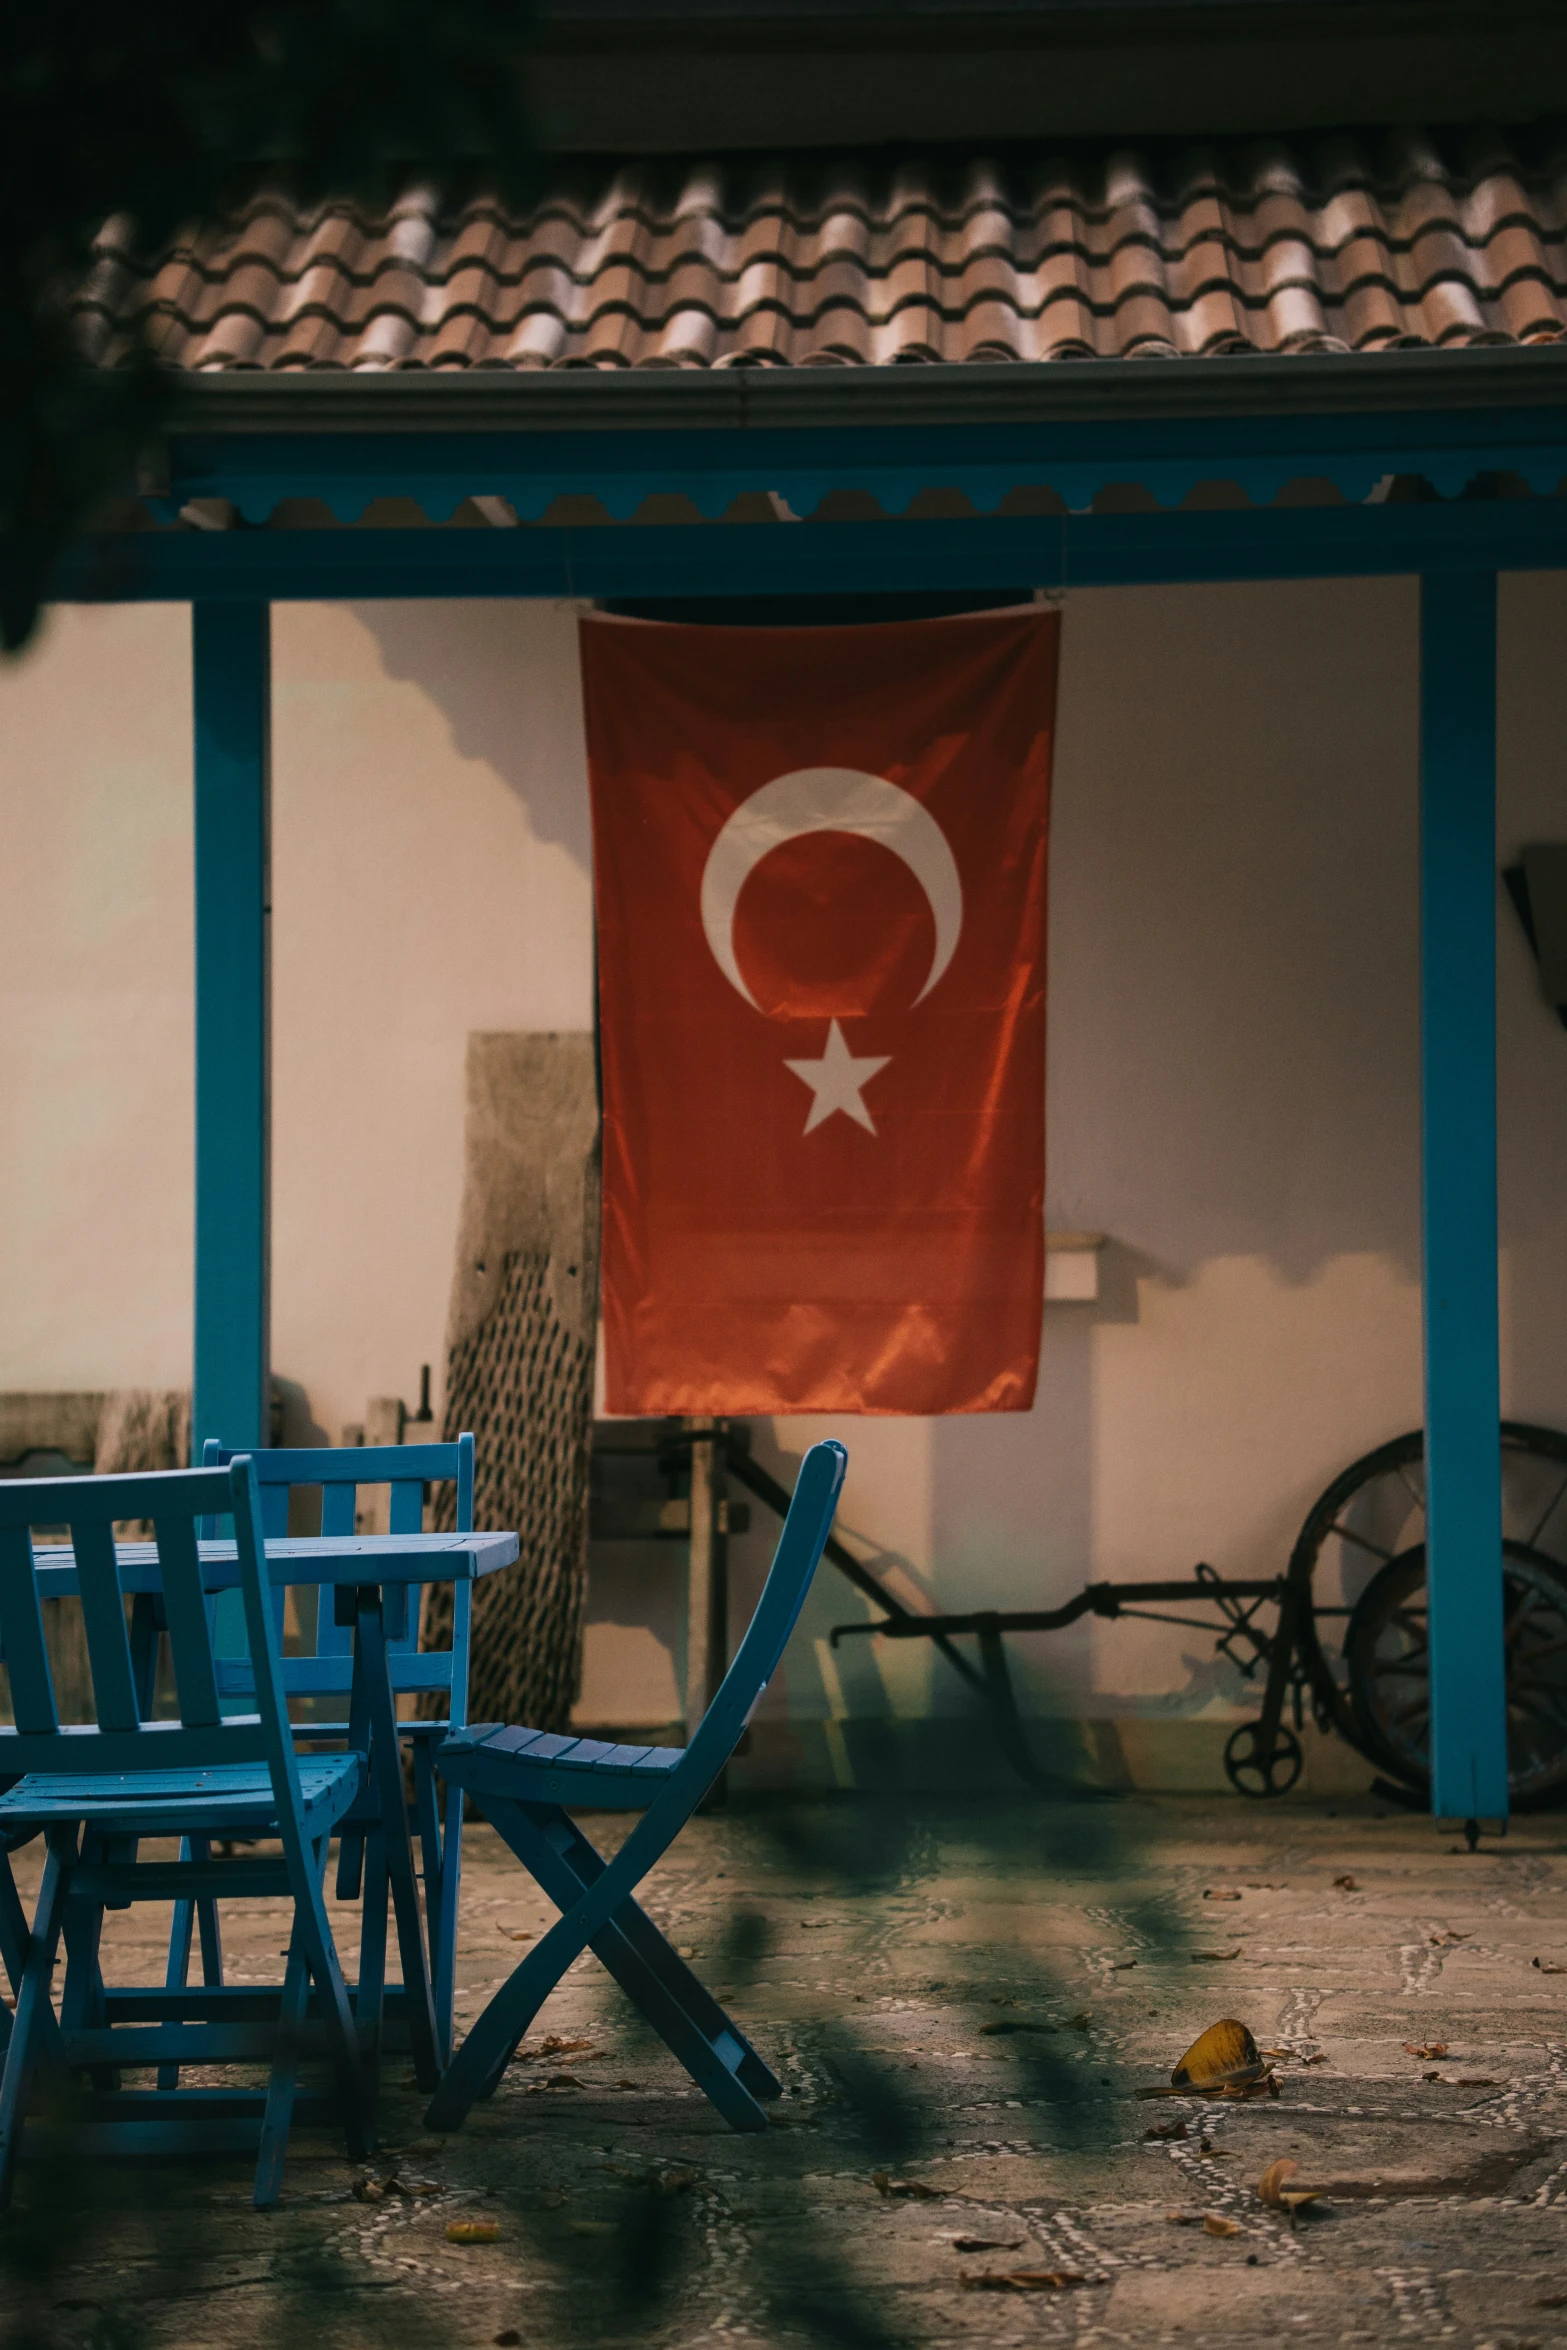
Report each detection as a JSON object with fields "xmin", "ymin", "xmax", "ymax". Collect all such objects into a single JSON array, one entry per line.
[{"xmin": 5, "ymin": 1793, "xmax": 1567, "ymax": 2349}]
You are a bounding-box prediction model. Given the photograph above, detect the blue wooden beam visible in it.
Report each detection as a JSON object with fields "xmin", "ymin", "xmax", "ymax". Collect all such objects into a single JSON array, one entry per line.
[
  {"xmin": 36, "ymin": 499, "xmax": 1567, "ymax": 609},
  {"xmin": 154, "ymin": 395, "xmax": 1567, "ymax": 523},
  {"xmin": 1420, "ymin": 569, "xmax": 1507, "ymax": 1824},
  {"xmin": 192, "ymin": 603, "xmax": 271, "ymax": 1457}
]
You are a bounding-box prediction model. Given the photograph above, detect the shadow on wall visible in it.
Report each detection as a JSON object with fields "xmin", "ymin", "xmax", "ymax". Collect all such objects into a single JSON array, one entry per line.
[{"xmin": 350, "ymin": 600, "xmax": 594, "ymax": 869}]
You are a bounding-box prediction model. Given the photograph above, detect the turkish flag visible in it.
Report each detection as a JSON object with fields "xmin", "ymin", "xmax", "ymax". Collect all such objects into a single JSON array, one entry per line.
[{"xmin": 583, "ymin": 608, "xmax": 1057, "ymax": 1416}]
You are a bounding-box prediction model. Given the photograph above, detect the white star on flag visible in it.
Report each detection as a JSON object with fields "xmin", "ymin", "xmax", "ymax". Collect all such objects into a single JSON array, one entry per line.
[{"xmin": 784, "ymin": 1020, "xmax": 892, "ymax": 1136}]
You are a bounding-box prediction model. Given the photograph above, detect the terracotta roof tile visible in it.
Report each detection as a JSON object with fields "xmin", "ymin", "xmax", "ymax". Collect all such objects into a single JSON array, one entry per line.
[{"xmin": 78, "ymin": 128, "xmax": 1567, "ymax": 374}]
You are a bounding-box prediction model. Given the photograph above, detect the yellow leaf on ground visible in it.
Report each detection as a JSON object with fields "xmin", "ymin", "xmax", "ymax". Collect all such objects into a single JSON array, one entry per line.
[
  {"xmin": 1257, "ymin": 2158, "xmax": 1325, "ymax": 2216},
  {"xmin": 1203, "ymin": 2214, "xmax": 1242, "ymax": 2237},
  {"xmin": 446, "ymin": 2221, "xmax": 500, "ymax": 2244},
  {"xmin": 1404, "ymin": 2042, "xmax": 1448, "ymax": 2059},
  {"xmin": 1171, "ymin": 2021, "xmax": 1260, "ymax": 2088}
]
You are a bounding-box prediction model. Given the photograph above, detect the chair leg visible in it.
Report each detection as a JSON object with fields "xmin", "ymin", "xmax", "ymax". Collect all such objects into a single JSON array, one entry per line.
[
  {"xmin": 157, "ymin": 1837, "xmax": 197, "ymax": 2092},
  {"xmin": 432, "ymin": 1780, "xmax": 464, "ymax": 2070},
  {"xmin": 355, "ymin": 1834, "xmax": 390, "ymax": 2139},
  {"xmin": 254, "ymin": 1933, "xmax": 313, "ymax": 2209},
  {"xmin": 0, "ymin": 1852, "xmax": 66, "ymax": 2083},
  {"xmin": 0, "ymin": 1839, "xmax": 69, "ymax": 2208},
  {"xmin": 194, "ymin": 1839, "xmax": 224, "ymax": 1984},
  {"xmin": 59, "ymin": 1832, "xmax": 116, "ymax": 2096},
  {"xmin": 425, "ymin": 1798, "xmax": 772, "ymax": 2137},
  {"xmin": 288, "ymin": 1835, "xmax": 370, "ymax": 2164},
  {"xmin": 476, "ymin": 1798, "xmax": 776, "ymax": 2123},
  {"xmin": 412, "ymin": 1741, "xmax": 445, "ymax": 2042}
]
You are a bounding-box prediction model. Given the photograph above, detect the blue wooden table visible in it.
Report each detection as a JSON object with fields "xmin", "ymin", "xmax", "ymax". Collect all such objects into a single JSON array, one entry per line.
[{"xmin": 24, "ymin": 1529, "xmax": 518, "ymax": 2095}]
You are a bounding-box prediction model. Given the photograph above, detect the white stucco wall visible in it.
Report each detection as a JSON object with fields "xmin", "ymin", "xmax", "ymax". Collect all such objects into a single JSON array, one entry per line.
[{"xmin": 5, "ymin": 577, "xmax": 1567, "ymax": 1748}]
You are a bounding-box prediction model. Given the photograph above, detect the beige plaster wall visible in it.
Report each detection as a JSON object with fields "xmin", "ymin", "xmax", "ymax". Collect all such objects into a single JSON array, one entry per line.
[{"xmin": 4, "ymin": 577, "xmax": 1566, "ymax": 1748}]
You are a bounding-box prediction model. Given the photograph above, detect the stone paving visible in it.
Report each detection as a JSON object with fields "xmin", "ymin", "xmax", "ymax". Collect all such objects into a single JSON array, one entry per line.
[{"xmin": 5, "ymin": 1793, "xmax": 1567, "ymax": 2349}]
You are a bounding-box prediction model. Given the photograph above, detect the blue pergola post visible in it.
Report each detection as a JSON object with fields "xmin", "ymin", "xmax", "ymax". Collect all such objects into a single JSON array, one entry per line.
[
  {"xmin": 1420, "ymin": 568, "xmax": 1507, "ymax": 1823},
  {"xmin": 192, "ymin": 602, "xmax": 271, "ymax": 1457}
]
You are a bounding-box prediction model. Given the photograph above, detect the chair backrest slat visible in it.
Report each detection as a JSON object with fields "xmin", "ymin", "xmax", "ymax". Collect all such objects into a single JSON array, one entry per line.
[
  {"xmin": 152, "ymin": 1511, "xmax": 222, "ymax": 1728},
  {"xmin": 682, "ymin": 1440, "xmax": 847, "ymax": 1791},
  {"xmin": 72, "ymin": 1516, "xmax": 141, "ymax": 1731},
  {"xmin": 0, "ymin": 1522, "xmax": 59, "ymax": 1733},
  {"xmin": 0, "ymin": 1462, "xmax": 290, "ymax": 1779},
  {"xmin": 319, "ymin": 1483, "xmax": 356, "ymax": 1538},
  {"xmin": 200, "ymin": 1433, "xmax": 475, "ymax": 1706},
  {"xmin": 388, "ymin": 1480, "xmax": 424, "ymax": 1538}
]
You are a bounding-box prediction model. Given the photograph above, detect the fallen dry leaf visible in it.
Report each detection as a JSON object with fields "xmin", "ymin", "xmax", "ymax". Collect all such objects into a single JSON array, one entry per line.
[
  {"xmin": 1203, "ymin": 1889, "xmax": 1243, "ymax": 1901},
  {"xmin": 951, "ymin": 2236, "xmax": 1024, "ymax": 2254},
  {"xmin": 543, "ymin": 2074, "xmax": 586, "ymax": 2091},
  {"xmin": 1144, "ymin": 2120, "xmax": 1188, "ymax": 2141},
  {"xmin": 1534, "ymin": 1958, "xmax": 1567, "ymax": 1975},
  {"xmin": 1535, "ymin": 2291, "xmax": 1567, "ymax": 2309},
  {"xmin": 615, "ymin": 2078, "xmax": 639, "ymax": 2090},
  {"xmin": 446, "ymin": 2221, "xmax": 500, "ymax": 2245},
  {"xmin": 1258, "ymin": 2158, "xmax": 1325, "ymax": 2217},
  {"xmin": 1174, "ymin": 2022, "xmax": 1259, "ymax": 2087},
  {"xmin": 1333, "ymin": 1875, "xmax": 1359, "ymax": 1891},
  {"xmin": 1424, "ymin": 2070, "xmax": 1448, "ymax": 2083},
  {"xmin": 1111, "ymin": 1959, "xmax": 1139, "ymax": 1971},
  {"xmin": 1191, "ymin": 1950, "xmax": 1242, "ymax": 1964},
  {"xmin": 515, "ymin": 2035, "xmax": 597, "ymax": 2064},
  {"xmin": 871, "ymin": 2172, "xmax": 942, "ymax": 2201},
  {"xmin": 1065, "ymin": 2012, "xmax": 1093, "ymax": 2029},
  {"xmin": 1455, "ymin": 2077, "xmax": 1499, "ymax": 2087},
  {"xmin": 1166, "ymin": 2211, "xmax": 1204, "ymax": 2226},
  {"xmin": 1203, "ymin": 2214, "xmax": 1242, "ymax": 2237},
  {"xmin": 1139, "ymin": 2019, "xmax": 1275, "ymax": 2101},
  {"xmin": 499, "ymin": 1929, "xmax": 533, "ymax": 1943},
  {"xmin": 960, "ymin": 2269, "xmax": 1085, "ymax": 2292},
  {"xmin": 1404, "ymin": 2042, "xmax": 1449, "ymax": 2060},
  {"xmin": 1429, "ymin": 1930, "xmax": 1470, "ymax": 1946}
]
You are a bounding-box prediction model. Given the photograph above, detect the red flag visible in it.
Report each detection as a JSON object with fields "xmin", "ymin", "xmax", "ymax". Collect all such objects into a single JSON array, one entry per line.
[{"xmin": 584, "ymin": 608, "xmax": 1057, "ymax": 1416}]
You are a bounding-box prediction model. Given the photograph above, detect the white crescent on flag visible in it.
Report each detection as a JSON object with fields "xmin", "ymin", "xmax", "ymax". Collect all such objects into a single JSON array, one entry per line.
[{"xmin": 698, "ymin": 766, "xmax": 964, "ymax": 1013}]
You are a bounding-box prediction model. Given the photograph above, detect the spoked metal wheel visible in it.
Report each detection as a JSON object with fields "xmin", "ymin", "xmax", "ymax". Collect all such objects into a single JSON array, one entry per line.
[
  {"xmin": 1223, "ymin": 1720, "xmax": 1303, "ymax": 1798},
  {"xmin": 1346, "ymin": 1540, "xmax": 1567, "ymax": 1807},
  {"xmin": 1286, "ymin": 1421, "xmax": 1567, "ymax": 1800}
]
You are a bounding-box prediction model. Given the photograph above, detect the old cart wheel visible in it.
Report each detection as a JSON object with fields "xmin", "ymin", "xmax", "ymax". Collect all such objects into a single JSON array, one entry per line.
[
  {"xmin": 1283, "ymin": 1422, "xmax": 1567, "ymax": 1768},
  {"xmin": 1346, "ymin": 1539, "xmax": 1567, "ymax": 1808},
  {"xmin": 1224, "ymin": 1721, "xmax": 1303, "ymax": 1798}
]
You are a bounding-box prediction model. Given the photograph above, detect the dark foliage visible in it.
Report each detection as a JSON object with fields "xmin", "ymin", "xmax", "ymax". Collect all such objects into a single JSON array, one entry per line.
[{"xmin": 0, "ymin": 2, "xmax": 536, "ymax": 648}]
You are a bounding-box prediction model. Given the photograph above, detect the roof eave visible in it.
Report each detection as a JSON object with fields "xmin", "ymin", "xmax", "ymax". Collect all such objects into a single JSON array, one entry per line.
[{"xmin": 154, "ymin": 347, "xmax": 1567, "ymax": 439}]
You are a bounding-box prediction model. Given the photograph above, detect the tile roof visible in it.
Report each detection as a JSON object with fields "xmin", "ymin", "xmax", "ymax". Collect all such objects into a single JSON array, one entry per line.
[{"xmin": 75, "ymin": 126, "xmax": 1567, "ymax": 374}]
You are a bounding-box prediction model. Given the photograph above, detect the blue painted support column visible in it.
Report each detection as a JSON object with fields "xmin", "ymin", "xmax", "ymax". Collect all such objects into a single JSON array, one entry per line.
[
  {"xmin": 1420, "ymin": 569, "xmax": 1507, "ymax": 1822},
  {"xmin": 192, "ymin": 603, "xmax": 271, "ymax": 1456}
]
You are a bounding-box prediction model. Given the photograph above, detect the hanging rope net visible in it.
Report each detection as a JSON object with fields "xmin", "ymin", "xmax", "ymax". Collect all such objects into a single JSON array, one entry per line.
[{"xmin": 421, "ymin": 1032, "xmax": 600, "ymax": 1732}]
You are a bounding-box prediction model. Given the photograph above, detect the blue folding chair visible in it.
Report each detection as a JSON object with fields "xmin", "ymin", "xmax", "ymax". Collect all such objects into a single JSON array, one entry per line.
[
  {"xmin": 427, "ymin": 1437, "xmax": 846, "ymax": 2134},
  {"xmin": 188, "ymin": 1437, "xmax": 475, "ymax": 2066},
  {"xmin": 0, "ymin": 1460, "xmax": 367, "ymax": 2208}
]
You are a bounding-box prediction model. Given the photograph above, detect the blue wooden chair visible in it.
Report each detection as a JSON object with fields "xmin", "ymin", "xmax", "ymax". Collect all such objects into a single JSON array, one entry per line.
[
  {"xmin": 188, "ymin": 1436, "xmax": 475, "ymax": 2066},
  {"xmin": 0, "ymin": 1459, "xmax": 368, "ymax": 2208},
  {"xmin": 426, "ymin": 1437, "xmax": 847, "ymax": 2135}
]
